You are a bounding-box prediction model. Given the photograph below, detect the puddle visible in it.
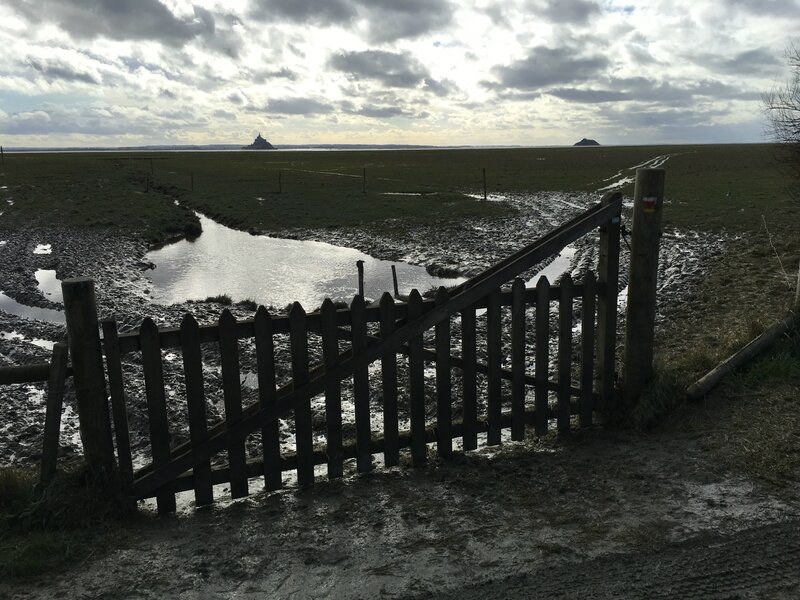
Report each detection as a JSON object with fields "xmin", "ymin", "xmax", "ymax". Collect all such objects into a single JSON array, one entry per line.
[
  {"xmin": 0, "ymin": 270, "xmax": 65, "ymax": 323},
  {"xmin": 465, "ymin": 193, "xmax": 508, "ymax": 202},
  {"xmin": 35, "ymin": 269, "xmax": 63, "ymax": 302},
  {"xmin": 526, "ymin": 246, "xmax": 576, "ymax": 286},
  {"xmin": 0, "ymin": 293, "xmax": 65, "ymax": 323},
  {"xmin": 0, "ymin": 331, "xmax": 55, "ymax": 350},
  {"xmin": 145, "ymin": 213, "xmax": 465, "ymax": 309},
  {"xmin": 33, "ymin": 244, "xmax": 52, "ymax": 255}
]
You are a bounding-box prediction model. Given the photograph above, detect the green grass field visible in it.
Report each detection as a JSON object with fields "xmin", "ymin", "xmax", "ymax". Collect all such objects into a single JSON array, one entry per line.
[{"xmin": 1, "ymin": 144, "xmax": 795, "ymax": 242}]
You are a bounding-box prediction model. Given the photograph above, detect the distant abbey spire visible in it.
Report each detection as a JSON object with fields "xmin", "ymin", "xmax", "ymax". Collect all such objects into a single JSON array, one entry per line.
[{"xmin": 243, "ymin": 133, "xmax": 274, "ymax": 150}]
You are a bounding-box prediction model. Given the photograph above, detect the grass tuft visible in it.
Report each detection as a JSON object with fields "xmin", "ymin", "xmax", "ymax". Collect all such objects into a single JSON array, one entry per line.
[
  {"xmin": 0, "ymin": 464, "xmax": 135, "ymax": 579},
  {"xmin": 206, "ymin": 294, "xmax": 233, "ymax": 305}
]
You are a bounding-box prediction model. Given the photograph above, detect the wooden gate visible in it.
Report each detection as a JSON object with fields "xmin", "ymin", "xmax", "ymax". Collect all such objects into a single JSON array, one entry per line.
[{"xmin": 92, "ymin": 192, "xmax": 622, "ymax": 513}]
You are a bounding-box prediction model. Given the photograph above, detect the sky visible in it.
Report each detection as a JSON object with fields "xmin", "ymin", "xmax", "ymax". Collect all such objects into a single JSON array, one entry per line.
[{"xmin": 0, "ymin": 0, "xmax": 797, "ymax": 147}]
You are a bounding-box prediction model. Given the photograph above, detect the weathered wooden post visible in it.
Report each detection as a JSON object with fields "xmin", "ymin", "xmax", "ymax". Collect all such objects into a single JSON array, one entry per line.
[
  {"xmin": 596, "ymin": 191, "xmax": 622, "ymax": 420},
  {"xmin": 1, "ymin": 145, "xmax": 4, "ymax": 165},
  {"xmin": 622, "ymin": 168, "xmax": 666, "ymax": 408},
  {"xmin": 62, "ymin": 278, "xmax": 115, "ymax": 476},
  {"xmin": 356, "ymin": 260, "xmax": 365, "ymax": 297},
  {"xmin": 482, "ymin": 167, "xmax": 487, "ymax": 200},
  {"xmin": 40, "ymin": 342, "xmax": 69, "ymax": 486}
]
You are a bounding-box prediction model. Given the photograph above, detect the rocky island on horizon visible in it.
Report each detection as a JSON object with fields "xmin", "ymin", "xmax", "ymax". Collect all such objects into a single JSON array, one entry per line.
[
  {"xmin": 243, "ymin": 133, "xmax": 274, "ymax": 150},
  {"xmin": 574, "ymin": 138, "xmax": 600, "ymax": 146}
]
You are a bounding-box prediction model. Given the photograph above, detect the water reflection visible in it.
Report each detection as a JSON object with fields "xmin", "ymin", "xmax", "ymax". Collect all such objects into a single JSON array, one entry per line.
[{"xmin": 146, "ymin": 214, "xmax": 465, "ymax": 309}]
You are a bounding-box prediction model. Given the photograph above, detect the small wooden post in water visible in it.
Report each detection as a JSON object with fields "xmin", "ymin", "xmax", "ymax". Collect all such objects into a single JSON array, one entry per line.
[
  {"xmin": 1, "ymin": 145, "xmax": 4, "ymax": 165},
  {"xmin": 278, "ymin": 169, "xmax": 282, "ymax": 194},
  {"xmin": 62, "ymin": 278, "xmax": 115, "ymax": 476},
  {"xmin": 362, "ymin": 167, "xmax": 366, "ymax": 194},
  {"xmin": 391, "ymin": 265, "xmax": 399, "ymax": 298},
  {"xmin": 356, "ymin": 260, "xmax": 365, "ymax": 297},
  {"xmin": 622, "ymin": 168, "xmax": 665, "ymax": 408},
  {"xmin": 483, "ymin": 167, "xmax": 487, "ymax": 201}
]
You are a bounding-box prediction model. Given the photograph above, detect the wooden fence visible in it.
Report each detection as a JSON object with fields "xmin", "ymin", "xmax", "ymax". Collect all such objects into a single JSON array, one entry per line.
[
  {"xmin": 52, "ymin": 191, "xmax": 621, "ymax": 514},
  {"xmin": 0, "ymin": 171, "xmax": 678, "ymax": 515}
]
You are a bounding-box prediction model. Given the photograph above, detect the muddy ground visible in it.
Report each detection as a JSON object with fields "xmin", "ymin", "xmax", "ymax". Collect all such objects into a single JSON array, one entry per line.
[
  {"xmin": 0, "ymin": 188, "xmax": 726, "ymax": 468},
  {"xmin": 5, "ymin": 170, "xmax": 793, "ymax": 598},
  {"xmin": 4, "ymin": 401, "xmax": 799, "ymax": 599}
]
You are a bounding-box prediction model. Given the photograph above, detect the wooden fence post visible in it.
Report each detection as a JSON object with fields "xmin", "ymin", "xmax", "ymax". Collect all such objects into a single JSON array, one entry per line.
[
  {"xmin": 40, "ymin": 343, "xmax": 69, "ymax": 486},
  {"xmin": 595, "ymin": 192, "xmax": 622, "ymax": 420},
  {"xmin": 62, "ymin": 278, "xmax": 115, "ymax": 476},
  {"xmin": 622, "ymin": 168, "xmax": 666, "ymax": 408}
]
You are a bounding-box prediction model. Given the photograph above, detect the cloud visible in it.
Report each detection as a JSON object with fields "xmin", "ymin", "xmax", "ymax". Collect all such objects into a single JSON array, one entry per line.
[
  {"xmin": 486, "ymin": 46, "xmax": 609, "ymax": 91},
  {"xmin": 360, "ymin": 0, "xmax": 455, "ymax": 43},
  {"xmin": 0, "ymin": 103, "xmax": 189, "ymax": 135},
  {"xmin": 329, "ymin": 50, "xmax": 430, "ymax": 88},
  {"xmin": 527, "ymin": 0, "xmax": 601, "ymax": 24},
  {"xmin": 423, "ymin": 78, "xmax": 457, "ymax": 97},
  {"xmin": 727, "ymin": 0, "xmax": 800, "ymax": 17},
  {"xmin": 264, "ymin": 97, "xmax": 334, "ymax": 115},
  {"xmin": 354, "ymin": 106, "xmax": 408, "ymax": 118},
  {"xmin": 696, "ymin": 47, "xmax": 783, "ymax": 76},
  {"xmin": 27, "ymin": 57, "xmax": 100, "ymax": 85},
  {"xmin": 7, "ymin": 0, "xmax": 213, "ymax": 47},
  {"xmin": 250, "ymin": 0, "xmax": 454, "ymax": 42},
  {"xmin": 248, "ymin": 0, "xmax": 356, "ymax": 26}
]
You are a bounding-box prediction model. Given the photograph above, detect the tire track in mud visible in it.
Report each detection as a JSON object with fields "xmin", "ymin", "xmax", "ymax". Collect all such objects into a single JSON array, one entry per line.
[{"xmin": 406, "ymin": 518, "xmax": 800, "ymax": 600}]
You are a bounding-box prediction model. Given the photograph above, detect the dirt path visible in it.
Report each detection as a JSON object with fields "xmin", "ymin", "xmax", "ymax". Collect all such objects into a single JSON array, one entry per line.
[
  {"xmin": 414, "ymin": 518, "xmax": 800, "ymax": 599},
  {"xmin": 4, "ymin": 416, "xmax": 798, "ymax": 599}
]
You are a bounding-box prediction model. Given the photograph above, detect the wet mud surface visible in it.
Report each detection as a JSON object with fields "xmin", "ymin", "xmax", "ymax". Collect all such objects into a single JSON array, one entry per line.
[{"xmin": 3, "ymin": 427, "xmax": 798, "ymax": 599}]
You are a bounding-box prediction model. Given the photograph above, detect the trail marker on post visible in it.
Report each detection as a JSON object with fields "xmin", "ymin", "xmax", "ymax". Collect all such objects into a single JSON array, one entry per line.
[{"xmin": 623, "ymin": 168, "xmax": 666, "ymax": 408}]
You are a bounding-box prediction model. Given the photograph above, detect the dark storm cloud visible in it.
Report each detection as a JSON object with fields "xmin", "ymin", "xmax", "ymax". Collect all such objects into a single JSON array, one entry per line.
[
  {"xmin": 329, "ymin": 50, "xmax": 429, "ymax": 88},
  {"xmin": 486, "ymin": 46, "xmax": 609, "ymax": 90},
  {"xmin": 250, "ymin": 0, "xmax": 454, "ymax": 42},
  {"xmin": 7, "ymin": 0, "xmax": 213, "ymax": 47},
  {"xmin": 265, "ymin": 97, "xmax": 334, "ymax": 115},
  {"xmin": 529, "ymin": 0, "xmax": 601, "ymax": 24},
  {"xmin": 26, "ymin": 57, "xmax": 100, "ymax": 85}
]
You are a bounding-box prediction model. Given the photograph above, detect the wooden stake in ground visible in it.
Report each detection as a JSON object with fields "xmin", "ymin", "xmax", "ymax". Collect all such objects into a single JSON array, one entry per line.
[
  {"xmin": 622, "ymin": 168, "xmax": 665, "ymax": 409},
  {"xmin": 391, "ymin": 265, "xmax": 399, "ymax": 298}
]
